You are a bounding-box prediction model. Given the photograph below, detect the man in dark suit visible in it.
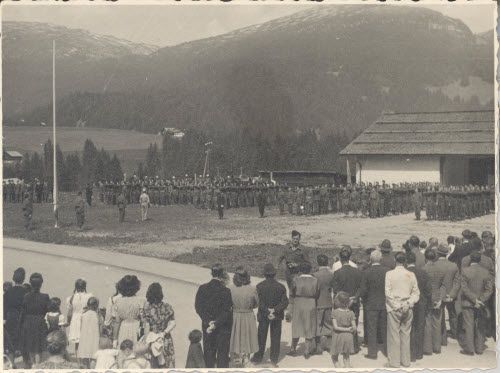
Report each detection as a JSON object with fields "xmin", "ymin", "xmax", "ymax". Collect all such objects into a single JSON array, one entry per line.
[
  {"xmin": 332, "ymin": 247, "xmax": 362, "ymax": 352},
  {"xmin": 448, "ymin": 229, "xmax": 473, "ymax": 269},
  {"xmin": 433, "ymin": 244, "xmax": 459, "ymax": 345},
  {"xmin": 312, "ymin": 255, "xmax": 334, "ymax": 354},
  {"xmin": 459, "ymin": 251, "xmax": 494, "ymax": 356},
  {"xmin": 358, "ymin": 250, "xmax": 389, "ymax": 360},
  {"xmin": 407, "ymin": 236, "xmax": 425, "ymax": 270},
  {"xmin": 423, "ymin": 248, "xmax": 446, "ymax": 355},
  {"xmin": 251, "ymin": 264, "xmax": 289, "ymax": 367},
  {"xmin": 406, "ymin": 252, "xmax": 432, "ymax": 362},
  {"xmin": 194, "ymin": 263, "xmax": 233, "ymax": 368},
  {"xmin": 379, "ymin": 239, "xmax": 396, "ymax": 270}
]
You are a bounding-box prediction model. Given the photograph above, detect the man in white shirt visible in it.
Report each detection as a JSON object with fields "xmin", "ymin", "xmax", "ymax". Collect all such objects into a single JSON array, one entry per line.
[
  {"xmin": 330, "ymin": 246, "xmax": 358, "ymax": 272},
  {"xmin": 385, "ymin": 252, "xmax": 420, "ymax": 368},
  {"xmin": 139, "ymin": 188, "xmax": 150, "ymax": 221}
]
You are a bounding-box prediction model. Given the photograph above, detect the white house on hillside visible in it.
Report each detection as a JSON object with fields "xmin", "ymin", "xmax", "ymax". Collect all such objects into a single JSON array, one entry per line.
[{"xmin": 340, "ymin": 110, "xmax": 494, "ymax": 186}]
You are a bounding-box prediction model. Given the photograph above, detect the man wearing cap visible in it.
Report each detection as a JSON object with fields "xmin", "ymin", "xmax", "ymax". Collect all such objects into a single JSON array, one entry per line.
[
  {"xmin": 256, "ymin": 187, "xmax": 267, "ymax": 218},
  {"xmin": 117, "ymin": 189, "xmax": 127, "ymax": 223},
  {"xmin": 278, "ymin": 231, "xmax": 310, "ymax": 320},
  {"xmin": 385, "ymin": 252, "xmax": 420, "ymax": 368},
  {"xmin": 139, "ymin": 188, "xmax": 150, "ymax": 221},
  {"xmin": 251, "ymin": 264, "xmax": 289, "ymax": 367},
  {"xmin": 312, "ymin": 255, "xmax": 334, "ymax": 354},
  {"xmin": 74, "ymin": 191, "xmax": 86, "ymax": 231},
  {"xmin": 379, "ymin": 239, "xmax": 396, "ymax": 270},
  {"xmin": 358, "ymin": 250, "xmax": 389, "ymax": 360}
]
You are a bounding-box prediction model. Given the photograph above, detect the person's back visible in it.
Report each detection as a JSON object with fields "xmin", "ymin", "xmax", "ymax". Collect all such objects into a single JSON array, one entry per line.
[
  {"xmin": 332, "ymin": 264, "xmax": 361, "ymax": 297},
  {"xmin": 380, "ymin": 252, "xmax": 396, "ymax": 270},
  {"xmin": 186, "ymin": 342, "xmax": 205, "ymax": 368},
  {"xmin": 256, "ymin": 277, "xmax": 288, "ymax": 321},
  {"xmin": 460, "ymin": 264, "xmax": 493, "ymax": 307},
  {"xmin": 359, "ymin": 264, "xmax": 389, "ymax": 310},
  {"xmin": 313, "ymin": 266, "xmax": 334, "ymax": 309}
]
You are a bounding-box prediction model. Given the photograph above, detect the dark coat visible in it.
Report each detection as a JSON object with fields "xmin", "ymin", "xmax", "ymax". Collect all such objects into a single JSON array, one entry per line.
[
  {"xmin": 407, "ymin": 266, "xmax": 432, "ymax": 310},
  {"xmin": 255, "ymin": 278, "xmax": 288, "ymax": 322},
  {"xmin": 460, "ymin": 264, "xmax": 494, "ymax": 308},
  {"xmin": 358, "ymin": 264, "xmax": 389, "ymax": 311},
  {"xmin": 195, "ymin": 279, "xmax": 233, "ymax": 333},
  {"xmin": 313, "ymin": 267, "xmax": 334, "ymax": 309},
  {"xmin": 448, "ymin": 242, "xmax": 472, "ymax": 269},
  {"xmin": 380, "ymin": 252, "xmax": 396, "ymax": 270},
  {"xmin": 332, "ymin": 264, "xmax": 362, "ymax": 298}
]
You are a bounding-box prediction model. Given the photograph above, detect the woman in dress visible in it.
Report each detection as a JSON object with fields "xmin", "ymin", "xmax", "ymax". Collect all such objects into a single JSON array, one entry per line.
[
  {"xmin": 19, "ymin": 273, "xmax": 50, "ymax": 367},
  {"xmin": 112, "ymin": 275, "xmax": 143, "ymax": 347},
  {"xmin": 4, "ymin": 268, "xmax": 29, "ymax": 368},
  {"xmin": 104, "ymin": 283, "xmax": 122, "ymax": 338},
  {"xmin": 78, "ymin": 297, "xmax": 102, "ymax": 368},
  {"xmin": 35, "ymin": 330, "xmax": 82, "ymax": 369},
  {"xmin": 288, "ymin": 262, "xmax": 319, "ymax": 359},
  {"xmin": 67, "ymin": 279, "xmax": 93, "ymax": 359},
  {"xmin": 141, "ymin": 282, "xmax": 176, "ymax": 368},
  {"xmin": 229, "ymin": 266, "xmax": 259, "ymax": 367}
]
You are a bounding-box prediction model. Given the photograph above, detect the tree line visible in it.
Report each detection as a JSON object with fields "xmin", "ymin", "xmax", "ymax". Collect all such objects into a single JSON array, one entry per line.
[
  {"xmin": 3, "ymin": 139, "xmax": 123, "ymax": 191},
  {"xmin": 137, "ymin": 127, "xmax": 356, "ymax": 180}
]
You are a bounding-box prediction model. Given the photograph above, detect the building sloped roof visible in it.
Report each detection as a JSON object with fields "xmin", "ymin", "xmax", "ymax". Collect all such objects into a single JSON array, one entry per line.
[
  {"xmin": 4, "ymin": 150, "xmax": 23, "ymax": 158},
  {"xmin": 340, "ymin": 110, "xmax": 495, "ymax": 155}
]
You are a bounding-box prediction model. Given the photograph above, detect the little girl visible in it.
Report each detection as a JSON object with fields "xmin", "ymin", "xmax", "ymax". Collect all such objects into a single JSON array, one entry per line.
[
  {"xmin": 186, "ymin": 329, "xmax": 205, "ymax": 368},
  {"xmin": 92, "ymin": 336, "xmax": 119, "ymax": 369},
  {"xmin": 45, "ymin": 297, "xmax": 66, "ymax": 333},
  {"xmin": 78, "ymin": 297, "xmax": 101, "ymax": 368},
  {"xmin": 331, "ymin": 292, "xmax": 356, "ymax": 368}
]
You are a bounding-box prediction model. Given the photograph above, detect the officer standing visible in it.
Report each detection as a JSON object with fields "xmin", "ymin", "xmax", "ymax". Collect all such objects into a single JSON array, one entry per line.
[
  {"xmin": 22, "ymin": 193, "xmax": 33, "ymax": 230},
  {"xmin": 117, "ymin": 189, "xmax": 127, "ymax": 223},
  {"xmin": 74, "ymin": 191, "xmax": 86, "ymax": 231},
  {"xmin": 216, "ymin": 188, "xmax": 225, "ymax": 220},
  {"xmin": 413, "ymin": 187, "xmax": 423, "ymax": 220},
  {"xmin": 139, "ymin": 187, "xmax": 150, "ymax": 221},
  {"xmin": 256, "ymin": 187, "xmax": 267, "ymax": 218}
]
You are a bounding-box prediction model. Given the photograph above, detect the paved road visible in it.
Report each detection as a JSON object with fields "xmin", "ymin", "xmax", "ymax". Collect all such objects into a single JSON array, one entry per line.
[{"xmin": 4, "ymin": 246, "xmax": 497, "ymax": 369}]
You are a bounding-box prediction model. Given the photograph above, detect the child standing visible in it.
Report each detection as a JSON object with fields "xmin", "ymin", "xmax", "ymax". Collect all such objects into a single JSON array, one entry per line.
[
  {"xmin": 185, "ymin": 329, "xmax": 205, "ymax": 368},
  {"xmin": 45, "ymin": 298, "xmax": 66, "ymax": 333},
  {"xmin": 331, "ymin": 292, "xmax": 356, "ymax": 368},
  {"xmin": 92, "ymin": 336, "xmax": 119, "ymax": 369},
  {"xmin": 78, "ymin": 297, "xmax": 101, "ymax": 368}
]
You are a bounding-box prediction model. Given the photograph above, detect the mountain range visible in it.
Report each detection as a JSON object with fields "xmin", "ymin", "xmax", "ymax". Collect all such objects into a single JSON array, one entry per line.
[{"xmin": 3, "ymin": 5, "xmax": 494, "ymax": 139}]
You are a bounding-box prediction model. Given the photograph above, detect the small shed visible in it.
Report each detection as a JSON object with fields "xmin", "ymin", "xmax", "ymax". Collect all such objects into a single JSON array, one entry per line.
[
  {"xmin": 340, "ymin": 110, "xmax": 494, "ymax": 186},
  {"xmin": 3, "ymin": 150, "xmax": 23, "ymax": 164}
]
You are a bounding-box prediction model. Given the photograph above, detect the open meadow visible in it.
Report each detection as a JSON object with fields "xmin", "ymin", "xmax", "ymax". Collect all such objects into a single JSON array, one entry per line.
[{"xmin": 3, "ymin": 196, "xmax": 494, "ymax": 279}]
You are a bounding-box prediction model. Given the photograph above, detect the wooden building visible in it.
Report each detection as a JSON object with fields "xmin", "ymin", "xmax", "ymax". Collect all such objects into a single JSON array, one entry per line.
[{"xmin": 340, "ymin": 110, "xmax": 495, "ymax": 186}]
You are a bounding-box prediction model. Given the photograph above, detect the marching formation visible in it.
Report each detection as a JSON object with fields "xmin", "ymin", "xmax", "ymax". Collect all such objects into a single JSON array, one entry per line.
[{"xmin": 4, "ymin": 229, "xmax": 495, "ymax": 369}]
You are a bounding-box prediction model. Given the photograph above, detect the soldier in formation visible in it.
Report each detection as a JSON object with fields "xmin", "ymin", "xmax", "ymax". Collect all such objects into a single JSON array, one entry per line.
[{"xmin": 90, "ymin": 175, "xmax": 493, "ymax": 222}]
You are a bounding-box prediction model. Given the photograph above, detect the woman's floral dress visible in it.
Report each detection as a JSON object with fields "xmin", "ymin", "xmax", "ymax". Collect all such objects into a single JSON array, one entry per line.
[{"xmin": 141, "ymin": 302, "xmax": 175, "ymax": 368}]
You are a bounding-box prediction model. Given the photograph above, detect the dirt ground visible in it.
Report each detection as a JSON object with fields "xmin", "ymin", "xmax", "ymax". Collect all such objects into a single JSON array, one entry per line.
[{"xmin": 3, "ymin": 200, "xmax": 494, "ymax": 262}]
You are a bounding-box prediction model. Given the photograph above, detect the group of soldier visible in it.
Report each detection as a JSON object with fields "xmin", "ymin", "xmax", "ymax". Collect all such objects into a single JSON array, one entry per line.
[
  {"xmin": 93, "ymin": 176, "xmax": 494, "ymax": 221},
  {"xmin": 3, "ymin": 179, "xmax": 51, "ymax": 204}
]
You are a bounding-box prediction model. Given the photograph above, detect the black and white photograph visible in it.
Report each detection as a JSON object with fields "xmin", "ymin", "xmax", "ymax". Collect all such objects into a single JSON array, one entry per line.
[{"xmin": 1, "ymin": 1, "xmax": 497, "ymax": 370}]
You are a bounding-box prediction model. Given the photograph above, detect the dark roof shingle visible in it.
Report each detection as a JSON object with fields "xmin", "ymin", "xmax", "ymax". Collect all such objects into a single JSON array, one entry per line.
[{"xmin": 340, "ymin": 110, "xmax": 495, "ymax": 155}]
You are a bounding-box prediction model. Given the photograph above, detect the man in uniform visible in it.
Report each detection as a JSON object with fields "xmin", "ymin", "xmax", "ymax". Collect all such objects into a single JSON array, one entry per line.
[
  {"xmin": 277, "ymin": 230, "xmax": 310, "ymax": 320},
  {"xmin": 85, "ymin": 183, "xmax": 93, "ymax": 206},
  {"xmin": 216, "ymin": 188, "xmax": 225, "ymax": 220},
  {"xmin": 369, "ymin": 186, "xmax": 378, "ymax": 218},
  {"xmin": 74, "ymin": 191, "xmax": 86, "ymax": 231},
  {"xmin": 412, "ymin": 187, "xmax": 423, "ymax": 221},
  {"xmin": 256, "ymin": 187, "xmax": 267, "ymax": 218},
  {"xmin": 117, "ymin": 189, "xmax": 127, "ymax": 223},
  {"xmin": 277, "ymin": 187, "xmax": 286, "ymax": 215},
  {"xmin": 139, "ymin": 187, "xmax": 150, "ymax": 221},
  {"xmin": 22, "ymin": 193, "xmax": 33, "ymax": 230}
]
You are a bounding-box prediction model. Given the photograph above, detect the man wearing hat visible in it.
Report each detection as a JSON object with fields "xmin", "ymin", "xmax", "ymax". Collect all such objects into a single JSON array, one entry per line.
[
  {"xmin": 139, "ymin": 187, "xmax": 150, "ymax": 221},
  {"xmin": 251, "ymin": 263, "xmax": 288, "ymax": 367},
  {"xmin": 379, "ymin": 239, "xmax": 396, "ymax": 270},
  {"xmin": 278, "ymin": 231, "xmax": 310, "ymax": 320},
  {"xmin": 408, "ymin": 236, "xmax": 425, "ymax": 270}
]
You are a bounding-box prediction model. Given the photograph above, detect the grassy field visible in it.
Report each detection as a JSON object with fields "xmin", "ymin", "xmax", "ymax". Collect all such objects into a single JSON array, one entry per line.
[
  {"xmin": 3, "ymin": 195, "xmax": 495, "ymax": 278},
  {"xmin": 3, "ymin": 126, "xmax": 162, "ymax": 174}
]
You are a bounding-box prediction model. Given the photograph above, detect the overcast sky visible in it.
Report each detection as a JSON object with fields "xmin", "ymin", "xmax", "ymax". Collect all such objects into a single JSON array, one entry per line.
[{"xmin": 2, "ymin": 3, "xmax": 495, "ymax": 47}]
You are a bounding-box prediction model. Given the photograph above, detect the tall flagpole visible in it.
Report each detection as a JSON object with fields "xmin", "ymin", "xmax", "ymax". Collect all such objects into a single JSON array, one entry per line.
[{"xmin": 53, "ymin": 40, "xmax": 58, "ymax": 228}]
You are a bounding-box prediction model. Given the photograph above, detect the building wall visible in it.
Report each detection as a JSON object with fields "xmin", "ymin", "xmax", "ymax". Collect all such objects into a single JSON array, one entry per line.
[{"xmin": 356, "ymin": 155, "xmax": 440, "ymax": 184}]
